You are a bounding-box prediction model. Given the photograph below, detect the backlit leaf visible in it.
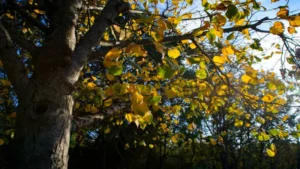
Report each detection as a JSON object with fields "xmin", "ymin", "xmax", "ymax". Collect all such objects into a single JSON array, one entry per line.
[{"xmin": 168, "ymin": 48, "xmax": 180, "ymax": 59}]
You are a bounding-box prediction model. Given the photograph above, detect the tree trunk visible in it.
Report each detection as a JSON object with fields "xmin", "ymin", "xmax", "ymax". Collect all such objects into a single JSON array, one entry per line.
[{"xmin": 13, "ymin": 72, "xmax": 74, "ymax": 169}]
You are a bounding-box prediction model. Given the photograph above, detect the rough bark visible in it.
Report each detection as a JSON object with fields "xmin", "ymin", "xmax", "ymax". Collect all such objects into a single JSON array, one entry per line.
[{"xmin": 14, "ymin": 73, "xmax": 73, "ymax": 169}]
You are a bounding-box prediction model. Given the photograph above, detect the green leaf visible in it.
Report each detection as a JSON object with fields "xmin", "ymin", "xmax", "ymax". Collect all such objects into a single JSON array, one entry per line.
[
  {"xmin": 196, "ymin": 69, "xmax": 207, "ymax": 79},
  {"xmin": 108, "ymin": 65, "xmax": 123, "ymax": 76},
  {"xmin": 269, "ymin": 129, "xmax": 279, "ymax": 136},
  {"xmin": 226, "ymin": 5, "xmax": 238, "ymax": 20},
  {"xmin": 148, "ymin": 95, "xmax": 161, "ymax": 105},
  {"xmin": 157, "ymin": 65, "xmax": 176, "ymax": 79},
  {"xmin": 226, "ymin": 33, "xmax": 235, "ymax": 40}
]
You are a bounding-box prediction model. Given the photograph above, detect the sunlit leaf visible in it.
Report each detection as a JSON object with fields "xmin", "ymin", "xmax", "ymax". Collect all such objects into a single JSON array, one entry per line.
[
  {"xmin": 168, "ymin": 48, "xmax": 180, "ymax": 59},
  {"xmin": 195, "ymin": 69, "xmax": 207, "ymax": 79},
  {"xmin": 267, "ymin": 148, "xmax": 275, "ymax": 157}
]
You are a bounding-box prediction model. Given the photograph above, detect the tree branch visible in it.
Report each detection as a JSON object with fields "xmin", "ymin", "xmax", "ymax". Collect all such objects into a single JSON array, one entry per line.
[
  {"xmin": 97, "ymin": 17, "xmax": 271, "ymax": 48},
  {"xmin": 8, "ymin": 30, "xmax": 38, "ymax": 58},
  {"xmin": 88, "ymin": 46, "xmax": 112, "ymax": 61},
  {"xmin": 0, "ymin": 22, "xmax": 31, "ymax": 99},
  {"xmin": 68, "ymin": 0, "xmax": 129, "ymax": 84},
  {"xmin": 73, "ymin": 101, "xmax": 130, "ymax": 129},
  {"xmin": 8, "ymin": 1, "xmax": 49, "ymax": 32}
]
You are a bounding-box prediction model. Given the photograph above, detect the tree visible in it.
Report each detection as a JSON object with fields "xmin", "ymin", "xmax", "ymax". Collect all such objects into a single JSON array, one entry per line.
[{"xmin": 0, "ymin": 0, "xmax": 299, "ymax": 168}]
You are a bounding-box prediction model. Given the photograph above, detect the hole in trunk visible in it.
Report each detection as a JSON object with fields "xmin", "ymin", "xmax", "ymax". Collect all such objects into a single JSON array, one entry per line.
[{"xmin": 35, "ymin": 102, "xmax": 49, "ymax": 114}]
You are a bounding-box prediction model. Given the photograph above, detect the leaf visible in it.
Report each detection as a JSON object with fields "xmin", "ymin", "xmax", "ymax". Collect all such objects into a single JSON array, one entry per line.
[
  {"xmin": 171, "ymin": 135, "xmax": 178, "ymax": 143},
  {"xmin": 222, "ymin": 46, "xmax": 234, "ymax": 55},
  {"xmin": 157, "ymin": 65, "xmax": 176, "ymax": 79},
  {"xmin": 213, "ymin": 56, "xmax": 226, "ymax": 66},
  {"xmin": 234, "ymin": 120, "xmax": 243, "ymax": 127},
  {"xmin": 0, "ymin": 139, "xmax": 4, "ymax": 146},
  {"xmin": 187, "ymin": 122, "xmax": 196, "ymax": 131},
  {"xmin": 282, "ymin": 115, "xmax": 289, "ymax": 122},
  {"xmin": 186, "ymin": 0, "xmax": 193, "ymax": 5},
  {"xmin": 195, "ymin": 69, "xmax": 207, "ymax": 79},
  {"xmin": 270, "ymin": 21, "xmax": 284, "ymax": 35},
  {"xmin": 262, "ymin": 94, "xmax": 274, "ymax": 103},
  {"xmin": 289, "ymin": 16, "xmax": 300, "ymax": 27},
  {"xmin": 241, "ymin": 74, "xmax": 252, "ymax": 83},
  {"xmin": 108, "ymin": 65, "xmax": 123, "ymax": 76},
  {"xmin": 131, "ymin": 4, "xmax": 136, "ymax": 9},
  {"xmin": 189, "ymin": 43, "xmax": 196, "ymax": 49},
  {"xmin": 225, "ymin": 4, "xmax": 238, "ymax": 20},
  {"xmin": 168, "ymin": 48, "xmax": 180, "ymax": 59},
  {"xmin": 148, "ymin": 95, "xmax": 161, "ymax": 105},
  {"xmin": 149, "ymin": 144, "xmax": 154, "ymax": 148},
  {"xmin": 104, "ymin": 99, "xmax": 113, "ymax": 107},
  {"xmin": 267, "ymin": 148, "xmax": 275, "ymax": 157},
  {"xmin": 125, "ymin": 113, "xmax": 135, "ymax": 123},
  {"xmin": 277, "ymin": 8, "xmax": 289, "ymax": 19},
  {"xmin": 160, "ymin": 123, "xmax": 167, "ymax": 130},
  {"xmin": 210, "ymin": 138, "xmax": 217, "ymax": 145},
  {"xmin": 226, "ymin": 33, "xmax": 235, "ymax": 40},
  {"xmin": 270, "ymin": 129, "xmax": 279, "ymax": 136},
  {"xmin": 288, "ymin": 26, "xmax": 296, "ymax": 34},
  {"xmin": 104, "ymin": 128, "xmax": 111, "ymax": 134},
  {"xmin": 87, "ymin": 82, "xmax": 97, "ymax": 90},
  {"xmin": 142, "ymin": 111, "xmax": 153, "ymax": 123},
  {"xmin": 0, "ymin": 80, "xmax": 11, "ymax": 86},
  {"xmin": 131, "ymin": 91, "xmax": 144, "ymax": 104}
]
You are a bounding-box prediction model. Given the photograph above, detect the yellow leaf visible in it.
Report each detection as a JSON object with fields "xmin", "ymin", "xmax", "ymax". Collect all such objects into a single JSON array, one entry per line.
[
  {"xmin": 171, "ymin": 135, "xmax": 178, "ymax": 143},
  {"xmin": 241, "ymin": 74, "xmax": 252, "ymax": 83},
  {"xmin": 289, "ymin": 16, "xmax": 300, "ymax": 27},
  {"xmin": 142, "ymin": 111, "xmax": 153, "ymax": 123},
  {"xmin": 131, "ymin": 91, "xmax": 144, "ymax": 104},
  {"xmin": 0, "ymin": 80, "xmax": 11, "ymax": 86},
  {"xmin": 106, "ymin": 73, "xmax": 115, "ymax": 81},
  {"xmin": 0, "ymin": 139, "xmax": 4, "ymax": 145},
  {"xmin": 270, "ymin": 143, "xmax": 276, "ymax": 151},
  {"xmin": 210, "ymin": 138, "xmax": 217, "ymax": 145},
  {"xmin": 131, "ymin": 4, "xmax": 136, "ymax": 9},
  {"xmin": 189, "ymin": 43, "xmax": 196, "ymax": 49},
  {"xmin": 87, "ymin": 82, "xmax": 96, "ymax": 90},
  {"xmin": 22, "ymin": 28, "xmax": 28, "ymax": 34},
  {"xmin": 234, "ymin": 120, "xmax": 243, "ymax": 127},
  {"xmin": 262, "ymin": 94, "xmax": 274, "ymax": 103},
  {"xmin": 116, "ymin": 119, "xmax": 123, "ymax": 125},
  {"xmin": 149, "ymin": 144, "xmax": 154, "ymax": 148},
  {"xmin": 270, "ymin": 21, "xmax": 284, "ymax": 35},
  {"xmin": 5, "ymin": 13, "xmax": 14, "ymax": 19},
  {"xmin": 267, "ymin": 148, "xmax": 275, "ymax": 157},
  {"xmin": 28, "ymin": 0, "xmax": 33, "ymax": 5},
  {"xmin": 125, "ymin": 113, "xmax": 135, "ymax": 123},
  {"xmin": 282, "ymin": 115, "xmax": 289, "ymax": 122},
  {"xmin": 222, "ymin": 46, "xmax": 234, "ymax": 55},
  {"xmin": 168, "ymin": 48, "xmax": 180, "ymax": 59},
  {"xmin": 213, "ymin": 56, "xmax": 226, "ymax": 66},
  {"xmin": 242, "ymin": 28, "xmax": 249, "ymax": 36},
  {"xmin": 187, "ymin": 122, "xmax": 196, "ymax": 131},
  {"xmin": 160, "ymin": 123, "xmax": 167, "ymax": 130},
  {"xmin": 91, "ymin": 76, "xmax": 97, "ymax": 81},
  {"xmin": 288, "ymin": 26, "xmax": 297, "ymax": 34},
  {"xmin": 33, "ymin": 9, "xmax": 46, "ymax": 14},
  {"xmin": 277, "ymin": 8, "xmax": 288, "ymax": 19},
  {"xmin": 104, "ymin": 99, "xmax": 112, "ymax": 107},
  {"xmin": 104, "ymin": 128, "xmax": 111, "ymax": 134}
]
